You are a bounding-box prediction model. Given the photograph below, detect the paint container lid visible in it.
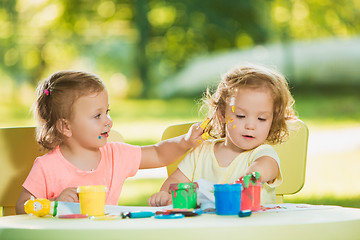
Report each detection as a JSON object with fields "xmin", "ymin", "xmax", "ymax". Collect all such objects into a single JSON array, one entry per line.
[
  {"xmin": 214, "ymin": 183, "xmax": 242, "ymax": 192},
  {"xmin": 169, "ymin": 182, "xmax": 199, "ymax": 191},
  {"xmin": 77, "ymin": 185, "xmax": 107, "ymax": 193}
]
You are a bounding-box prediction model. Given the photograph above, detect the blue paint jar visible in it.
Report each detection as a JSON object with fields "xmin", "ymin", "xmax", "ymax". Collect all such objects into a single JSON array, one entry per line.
[{"xmin": 214, "ymin": 183, "xmax": 242, "ymax": 215}]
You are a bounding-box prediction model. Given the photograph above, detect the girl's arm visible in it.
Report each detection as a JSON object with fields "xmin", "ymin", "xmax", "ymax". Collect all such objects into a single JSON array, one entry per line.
[
  {"xmin": 244, "ymin": 156, "xmax": 279, "ymax": 183},
  {"xmin": 148, "ymin": 168, "xmax": 190, "ymax": 206},
  {"xmin": 16, "ymin": 188, "xmax": 33, "ymax": 214},
  {"xmin": 139, "ymin": 123, "xmax": 203, "ymax": 169}
]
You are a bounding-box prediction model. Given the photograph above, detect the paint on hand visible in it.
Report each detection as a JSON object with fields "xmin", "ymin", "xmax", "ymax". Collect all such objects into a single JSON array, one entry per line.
[
  {"xmin": 241, "ymin": 172, "xmax": 260, "ymax": 188},
  {"xmin": 200, "ymin": 118, "xmax": 211, "ymax": 140},
  {"xmin": 197, "ymin": 140, "xmax": 203, "ymax": 145},
  {"xmin": 201, "ymin": 131, "xmax": 209, "ymax": 140},
  {"xmin": 200, "ymin": 118, "xmax": 210, "ymax": 130}
]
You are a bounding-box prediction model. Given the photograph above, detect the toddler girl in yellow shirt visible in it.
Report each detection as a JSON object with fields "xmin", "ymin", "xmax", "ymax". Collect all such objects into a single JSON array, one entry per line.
[{"xmin": 148, "ymin": 64, "xmax": 296, "ymax": 207}]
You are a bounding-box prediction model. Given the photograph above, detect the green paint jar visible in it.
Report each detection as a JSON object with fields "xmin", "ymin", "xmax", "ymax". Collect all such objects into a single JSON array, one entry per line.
[{"xmin": 169, "ymin": 182, "xmax": 199, "ymax": 209}]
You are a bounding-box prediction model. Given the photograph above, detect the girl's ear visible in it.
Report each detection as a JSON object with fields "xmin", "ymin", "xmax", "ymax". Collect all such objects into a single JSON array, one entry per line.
[{"xmin": 56, "ymin": 118, "xmax": 72, "ymax": 138}]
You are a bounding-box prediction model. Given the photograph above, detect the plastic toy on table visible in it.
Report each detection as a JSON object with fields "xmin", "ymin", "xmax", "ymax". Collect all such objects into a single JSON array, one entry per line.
[
  {"xmin": 24, "ymin": 197, "xmax": 57, "ymax": 217},
  {"xmin": 25, "ymin": 186, "xmax": 107, "ymax": 218}
]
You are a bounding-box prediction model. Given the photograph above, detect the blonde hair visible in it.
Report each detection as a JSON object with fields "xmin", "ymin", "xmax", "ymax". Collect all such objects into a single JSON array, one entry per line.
[
  {"xmin": 202, "ymin": 64, "xmax": 296, "ymax": 144},
  {"xmin": 33, "ymin": 71, "xmax": 106, "ymax": 150}
]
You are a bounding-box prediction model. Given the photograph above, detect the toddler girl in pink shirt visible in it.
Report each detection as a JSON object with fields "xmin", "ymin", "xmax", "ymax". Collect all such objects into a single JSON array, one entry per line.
[{"xmin": 16, "ymin": 71, "xmax": 203, "ymax": 214}]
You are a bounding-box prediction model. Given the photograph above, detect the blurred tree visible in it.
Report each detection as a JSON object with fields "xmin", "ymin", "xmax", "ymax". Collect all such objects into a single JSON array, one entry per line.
[
  {"xmin": 0, "ymin": 0, "xmax": 359, "ymax": 99},
  {"xmin": 134, "ymin": 0, "xmax": 150, "ymax": 98},
  {"xmin": 146, "ymin": 0, "xmax": 272, "ymax": 96},
  {"xmin": 0, "ymin": 0, "xmax": 22, "ymax": 84}
]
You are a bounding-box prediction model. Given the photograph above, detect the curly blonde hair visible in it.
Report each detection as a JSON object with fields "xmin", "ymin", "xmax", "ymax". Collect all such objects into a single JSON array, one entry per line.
[
  {"xmin": 33, "ymin": 71, "xmax": 106, "ymax": 150},
  {"xmin": 201, "ymin": 64, "xmax": 296, "ymax": 145}
]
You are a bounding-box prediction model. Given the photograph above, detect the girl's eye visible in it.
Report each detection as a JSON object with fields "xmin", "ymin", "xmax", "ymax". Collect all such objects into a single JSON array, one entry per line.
[
  {"xmin": 95, "ymin": 114, "xmax": 101, "ymax": 119},
  {"xmin": 106, "ymin": 109, "xmax": 111, "ymax": 114},
  {"xmin": 236, "ymin": 115, "xmax": 245, "ymax": 119},
  {"xmin": 258, "ymin": 118, "xmax": 267, "ymax": 121}
]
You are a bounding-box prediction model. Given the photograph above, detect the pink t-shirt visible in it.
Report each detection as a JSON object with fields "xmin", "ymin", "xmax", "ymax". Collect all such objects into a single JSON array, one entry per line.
[{"xmin": 23, "ymin": 142, "xmax": 141, "ymax": 205}]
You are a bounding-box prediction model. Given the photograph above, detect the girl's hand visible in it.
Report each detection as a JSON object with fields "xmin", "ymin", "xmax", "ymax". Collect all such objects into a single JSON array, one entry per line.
[
  {"xmin": 55, "ymin": 187, "xmax": 79, "ymax": 202},
  {"xmin": 183, "ymin": 122, "xmax": 208, "ymax": 148},
  {"xmin": 148, "ymin": 191, "xmax": 172, "ymax": 207},
  {"xmin": 140, "ymin": 123, "xmax": 207, "ymax": 169},
  {"xmin": 244, "ymin": 156, "xmax": 279, "ymax": 184}
]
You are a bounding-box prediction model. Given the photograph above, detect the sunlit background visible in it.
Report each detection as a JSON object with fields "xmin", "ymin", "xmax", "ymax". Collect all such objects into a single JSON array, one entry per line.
[{"xmin": 0, "ymin": 0, "xmax": 359, "ymax": 207}]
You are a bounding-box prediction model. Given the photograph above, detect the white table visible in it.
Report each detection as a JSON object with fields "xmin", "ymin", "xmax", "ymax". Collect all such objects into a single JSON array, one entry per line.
[{"xmin": 0, "ymin": 204, "xmax": 360, "ymax": 240}]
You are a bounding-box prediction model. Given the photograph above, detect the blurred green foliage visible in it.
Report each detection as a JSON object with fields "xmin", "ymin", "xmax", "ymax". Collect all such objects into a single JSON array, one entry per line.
[
  {"xmin": 111, "ymin": 98, "xmax": 201, "ymax": 122},
  {"xmin": 1, "ymin": 0, "xmax": 359, "ymax": 99}
]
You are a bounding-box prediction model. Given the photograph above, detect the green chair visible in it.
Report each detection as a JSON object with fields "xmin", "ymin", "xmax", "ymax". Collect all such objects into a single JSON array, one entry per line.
[
  {"xmin": 0, "ymin": 126, "xmax": 123, "ymax": 216},
  {"xmin": 162, "ymin": 119, "xmax": 309, "ymax": 203}
]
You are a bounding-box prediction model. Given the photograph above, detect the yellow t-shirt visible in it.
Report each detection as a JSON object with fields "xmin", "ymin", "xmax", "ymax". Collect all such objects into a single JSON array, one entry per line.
[{"xmin": 178, "ymin": 139, "xmax": 283, "ymax": 204}]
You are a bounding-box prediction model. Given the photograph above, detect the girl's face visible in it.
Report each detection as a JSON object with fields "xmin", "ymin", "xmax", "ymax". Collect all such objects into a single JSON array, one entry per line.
[
  {"xmin": 223, "ymin": 87, "xmax": 274, "ymax": 152},
  {"xmin": 66, "ymin": 89, "xmax": 112, "ymax": 150}
]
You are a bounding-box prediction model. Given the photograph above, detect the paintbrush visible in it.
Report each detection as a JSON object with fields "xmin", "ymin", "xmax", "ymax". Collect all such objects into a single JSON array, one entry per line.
[{"xmin": 200, "ymin": 117, "xmax": 211, "ymax": 140}]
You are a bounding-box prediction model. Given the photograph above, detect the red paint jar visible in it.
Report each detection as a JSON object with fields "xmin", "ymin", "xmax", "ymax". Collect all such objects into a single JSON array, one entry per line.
[{"xmin": 235, "ymin": 180, "xmax": 261, "ymax": 211}]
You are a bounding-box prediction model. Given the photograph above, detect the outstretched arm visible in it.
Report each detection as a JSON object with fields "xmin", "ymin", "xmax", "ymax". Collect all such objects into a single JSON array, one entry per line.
[
  {"xmin": 148, "ymin": 168, "xmax": 190, "ymax": 206},
  {"xmin": 140, "ymin": 123, "xmax": 204, "ymax": 169},
  {"xmin": 244, "ymin": 156, "xmax": 279, "ymax": 184}
]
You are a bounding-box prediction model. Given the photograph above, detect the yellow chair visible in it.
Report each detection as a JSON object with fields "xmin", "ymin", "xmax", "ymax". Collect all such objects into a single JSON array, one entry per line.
[
  {"xmin": 0, "ymin": 126, "xmax": 123, "ymax": 216},
  {"xmin": 162, "ymin": 119, "xmax": 309, "ymax": 203}
]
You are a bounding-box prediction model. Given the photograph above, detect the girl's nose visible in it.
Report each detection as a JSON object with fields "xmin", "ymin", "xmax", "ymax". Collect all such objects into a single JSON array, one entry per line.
[
  {"xmin": 245, "ymin": 120, "xmax": 255, "ymax": 130},
  {"xmin": 106, "ymin": 117, "xmax": 113, "ymax": 128}
]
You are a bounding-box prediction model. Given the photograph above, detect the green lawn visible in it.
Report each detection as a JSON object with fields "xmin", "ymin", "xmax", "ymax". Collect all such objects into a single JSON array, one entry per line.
[
  {"xmin": 292, "ymin": 85, "xmax": 360, "ymax": 127},
  {"xmin": 2, "ymin": 86, "xmax": 360, "ymax": 134}
]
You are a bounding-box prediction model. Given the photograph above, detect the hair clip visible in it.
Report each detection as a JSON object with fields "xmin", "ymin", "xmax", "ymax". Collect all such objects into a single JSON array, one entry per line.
[{"xmin": 44, "ymin": 89, "xmax": 50, "ymax": 96}]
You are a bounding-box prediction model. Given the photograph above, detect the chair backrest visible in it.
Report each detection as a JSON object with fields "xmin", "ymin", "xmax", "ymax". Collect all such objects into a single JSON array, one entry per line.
[
  {"xmin": 0, "ymin": 127, "xmax": 123, "ymax": 216},
  {"xmin": 162, "ymin": 119, "xmax": 309, "ymax": 203}
]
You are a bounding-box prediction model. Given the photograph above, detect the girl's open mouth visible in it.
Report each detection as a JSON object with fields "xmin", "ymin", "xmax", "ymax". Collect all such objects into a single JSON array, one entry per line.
[
  {"xmin": 243, "ymin": 135, "xmax": 254, "ymax": 139},
  {"xmin": 100, "ymin": 131, "xmax": 109, "ymax": 138}
]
